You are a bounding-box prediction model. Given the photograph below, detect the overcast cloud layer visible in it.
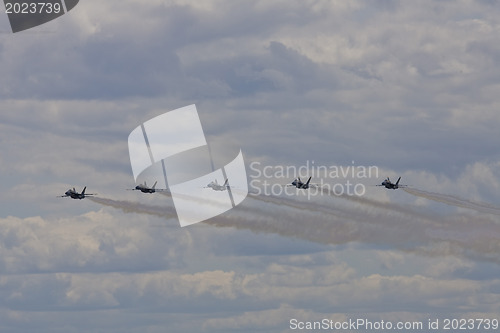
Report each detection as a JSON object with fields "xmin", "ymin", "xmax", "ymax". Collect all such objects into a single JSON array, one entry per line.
[{"xmin": 1, "ymin": 1, "xmax": 500, "ymax": 332}]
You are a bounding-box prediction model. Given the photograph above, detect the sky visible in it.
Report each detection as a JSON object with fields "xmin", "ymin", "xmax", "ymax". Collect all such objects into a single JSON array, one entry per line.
[{"xmin": 1, "ymin": 0, "xmax": 500, "ymax": 332}]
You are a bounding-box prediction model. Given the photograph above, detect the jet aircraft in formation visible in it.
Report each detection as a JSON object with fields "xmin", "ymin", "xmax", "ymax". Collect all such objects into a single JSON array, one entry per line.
[
  {"xmin": 127, "ymin": 181, "xmax": 165, "ymax": 193},
  {"xmin": 290, "ymin": 177, "xmax": 312, "ymax": 189},
  {"xmin": 62, "ymin": 175, "xmax": 410, "ymax": 202},
  {"xmin": 59, "ymin": 187, "xmax": 96, "ymax": 199},
  {"xmin": 286, "ymin": 177, "xmax": 322, "ymax": 190},
  {"xmin": 205, "ymin": 179, "xmax": 230, "ymax": 191},
  {"xmin": 376, "ymin": 177, "xmax": 407, "ymax": 190}
]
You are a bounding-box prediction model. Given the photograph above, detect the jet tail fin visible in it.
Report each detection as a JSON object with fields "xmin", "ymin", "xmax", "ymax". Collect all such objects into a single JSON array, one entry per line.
[
  {"xmin": 152, "ymin": 181, "xmax": 157, "ymax": 189},
  {"xmin": 305, "ymin": 176, "xmax": 312, "ymax": 186},
  {"xmin": 82, "ymin": 186, "xmax": 86, "ymax": 195},
  {"xmin": 396, "ymin": 177, "xmax": 401, "ymax": 186},
  {"xmin": 223, "ymin": 179, "xmax": 228, "ymax": 186}
]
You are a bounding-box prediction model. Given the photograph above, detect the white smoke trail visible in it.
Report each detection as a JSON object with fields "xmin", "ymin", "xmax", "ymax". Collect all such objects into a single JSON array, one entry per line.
[
  {"xmin": 403, "ymin": 187, "xmax": 500, "ymax": 216},
  {"xmin": 90, "ymin": 193, "xmax": 426, "ymax": 246},
  {"xmin": 207, "ymin": 195, "xmax": 500, "ymax": 264},
  {"xmin": 88, "ymin": 192, "xmax": 500, "ymax": 264},
  {"xmin": 246, "ymin": 186, "xmax": 434, "ymax": 221},
  {"xmin": 321, "ymin": 187, "xmax": 434, "ymax": 218},
  {"xmin": 89, "ymin": 197, "xmax": 177, "ymax": 219}
]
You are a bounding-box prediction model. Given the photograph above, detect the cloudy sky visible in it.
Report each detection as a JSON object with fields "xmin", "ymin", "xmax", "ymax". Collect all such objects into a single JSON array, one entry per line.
[{"xmin": 1, "ymin": 0, "xmax": 500, "ymax": 332}]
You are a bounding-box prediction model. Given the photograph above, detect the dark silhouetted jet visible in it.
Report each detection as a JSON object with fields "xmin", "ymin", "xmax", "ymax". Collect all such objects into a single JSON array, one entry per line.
[
  {"xmin": 60, "ymin": 186, "xmax": 96, "ymax": 199},
  {"xmin": 128, "ymin": 181, "xmax": 165, "ymax": 193},
  {"xmin": 376, "ymin": 177, "xmax": 407, "ymax": 190}
]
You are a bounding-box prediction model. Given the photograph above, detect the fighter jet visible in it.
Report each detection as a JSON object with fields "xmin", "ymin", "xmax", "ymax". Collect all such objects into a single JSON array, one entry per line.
[
  {"xmin": 376, "ymin": 177, "xmax": 407, "ymax": 190},
  {"xmin": 205, "ymin": 179, "xmax": 230, "ymax": 191},
  {"xmin": 128, "ymin": 181, "xmax": 163, "ymax": 193},
  {"xmin": 286, "ymin": 177, "xmax": 319, "ymax": 189},
  {"xmin": 60, "ymin": 186, "xmax": 96, "ymax": 199}
]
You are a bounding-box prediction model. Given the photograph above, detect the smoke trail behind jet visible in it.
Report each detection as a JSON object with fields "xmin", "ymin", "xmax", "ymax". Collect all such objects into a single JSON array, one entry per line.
[
  {"xmin": 403, "ymin": 187, "xmax": 500, "ymax": 216},
  {"xmin": 88, "ymin": 192, "xmax": 500, "ymax": 264},
  {"xmin": 208, "ymin": 195, "xmax": 500, "ymax": 264},
  {"xmin": 89, "ymin": 197, "xmax": 177, "ymax": 220}
]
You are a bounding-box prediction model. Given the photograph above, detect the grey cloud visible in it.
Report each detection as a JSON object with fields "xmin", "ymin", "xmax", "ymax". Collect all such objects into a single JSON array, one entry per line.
[{"xmin": 2, "ymin": 1, "xmax": 500, "ymax": 331}]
